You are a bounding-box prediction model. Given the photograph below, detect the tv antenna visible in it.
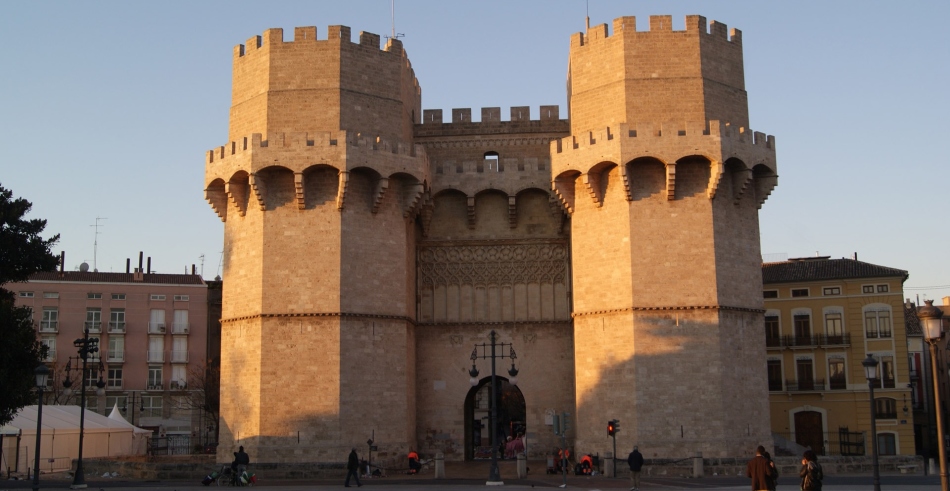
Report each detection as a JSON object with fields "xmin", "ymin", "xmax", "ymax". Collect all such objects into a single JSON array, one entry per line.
[
  {"xmin": 386, "ymin": 0, "xmax": 404, "ymax": 40},
  {"xmin": 89, "ymin": 216, "xmax": 108, "ymax": 271},
  {"xmin": 199, "ymin": 254, "xmax": 206, "ymax": 278}
]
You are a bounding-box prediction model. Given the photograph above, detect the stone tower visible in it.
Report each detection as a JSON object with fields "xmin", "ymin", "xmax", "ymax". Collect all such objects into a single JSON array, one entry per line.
[
  {"xmin": 551, "ymin": 16, "xmax": 778, "ymax": 457},
  {"xmin": 203, "ymin": 26, "xmax": 427, "ymax": 462}
]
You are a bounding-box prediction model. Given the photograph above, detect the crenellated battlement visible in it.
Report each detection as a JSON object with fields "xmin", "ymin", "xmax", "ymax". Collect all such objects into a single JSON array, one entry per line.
[
  {"xmin": 553, "ymin": 121, "xmax": 774, "ymax": 155},
  {"xmin": 228, "ymin": 25, "xmax": 421, "ymax": 143},
  {"xmin": 421, "ymin": 106, "xmax": 562, "ymax": 125},
  {"xmin": 234, "ymin": 25, "xmax": 409, "ymax": 59},
  {"xmin": 207, "ymin": 131, "xmax": 419, "ymax": 164},
  {"xmin": 570, "ymin": 15, "xmax": 740, "ymax": 48}
]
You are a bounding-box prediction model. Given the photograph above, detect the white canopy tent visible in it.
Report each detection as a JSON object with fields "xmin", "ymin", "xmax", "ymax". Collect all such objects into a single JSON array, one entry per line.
[{"xmin": 0, "ymin": 404, "xmax": 150, "ymax": 474}]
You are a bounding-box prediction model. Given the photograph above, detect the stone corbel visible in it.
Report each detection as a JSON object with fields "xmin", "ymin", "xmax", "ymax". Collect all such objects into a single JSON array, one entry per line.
[
  {"xmin": 294, "ymin": 172, "xmax": 305, "ymax": 210},
  {"xmin": 249, "ymin": 173, "xmax": 266, "ymax": 211},
  {"xmin": 665, "ymin": 162, "xmax": 677, "ymax": 201},
  {"xmin": 372, "ymin": 177, "xmax": 389, "ymax": 214},
  {"xmin": 732, "ymin": 168, "xmax": 754, "ymax": 205},
  {"xmin": 467, "ymin": 196, "xmax": 476, "ymax": 229},
  {"xmin": 551, "ymin": 174, "xmax": 577, "ymax": 216},
  {"xmin": 420, "ymin": 198, "xmax": 434, "ymax": 237},
  {"xmin": 403, "ymin": 182, "xmax": 424, "ymax": 218},
  {"xmin": 582, "ymin": 173, "xmax": 603, "ymax": 207},
  {"xmin": 620, "ymin": 164, "xmax": 633, "ymax": 201},
  {"xmin": 226, "ymin": 180, "xmax": 248, "ymax": 217},
  {"xmin": 707, "ymin": 161, "xmax": 723, "ymax": 199},
  {"xmin": 205, "ymin": 187, "xmax": 228, "ymax": 222},
  {"xmin": 336, "ymin": 171, "xmax": 349, "ymax": 211}
]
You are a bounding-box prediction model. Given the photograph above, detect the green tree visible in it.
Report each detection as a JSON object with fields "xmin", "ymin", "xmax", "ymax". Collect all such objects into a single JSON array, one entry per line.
[{"xmin": 0, "ymin": 183, "xmax": 60, "ymax": 425}]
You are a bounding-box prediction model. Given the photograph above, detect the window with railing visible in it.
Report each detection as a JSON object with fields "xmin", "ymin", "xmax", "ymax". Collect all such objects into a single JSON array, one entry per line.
[
  {"xmin": 796, "ymin": 358, "xmax": 815, "ymax": 390},
  {"xmin": 108, "ymin": 336, "xmax": 124, "ymax": 362},
  {"xmin": 148, "ymin": 367, "xmax": 163, "ymax": 390},
  {"xmin": 865, "ymin": 308, "xmax": 892, "ymax": 339},
  {"xmin": 881, "ymin": 356, "xmax": 895, "ymax": 389},
  {"xmin": 828, "ymin": 358, "xmax": 847, "ymax": 390},
  {"xmin": 40, "ymin": 307, "xmax": 58, "ymax": 332},
  {"xmin": 41, "ymin": 337, "xmax": 56, "ymax": 362},
  {"xmin": 825, "ymin": 312, "xmax": 844, "ymax": 343},
  {"xmin": 142, "ymin": 395, "xmax": 163, "ymax": 418},
  {"xmin": 108, "ymin": 367, "xmax": 123, "ymax": 388},
  {"xmin": 793, "ymin": 314, "xmax": 812, "ymax": 345},
  {"xmin": 767, "ymin": 360, "xmax": 783, "ymax": 391},
  {"xmin": 109, "ymin": 309, "xmax": 126, "ymax": 332},
  {"xmin": 85, "ymin": 308, "xmax": 101, "ymax": 332},
  {"xmin": 765, "ymin": 315, "xmax": 781, "ymax": 347},
  {"xmin": 875, "ymin": 398, "xmax": 897, "ymax": 419}
]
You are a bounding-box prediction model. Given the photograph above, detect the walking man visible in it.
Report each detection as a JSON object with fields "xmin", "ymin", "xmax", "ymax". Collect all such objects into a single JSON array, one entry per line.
[
  {"xmin": 344, "ymin": 447, "xmax": 362, "ymax": 487},
  {"xmin": 627, "ymin": 445, "xmax": 644, "ymax": 491},
  {"xmin": 746, "ymin": 445, "xmax": 775, "ymax": 491}
]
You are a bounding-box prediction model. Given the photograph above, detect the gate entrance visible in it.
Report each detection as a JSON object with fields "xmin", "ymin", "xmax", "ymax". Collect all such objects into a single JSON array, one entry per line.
[
  {"xmin": 795, "ymin": 411, "xmax": 825, "ymax": 455},
  {"xmin": 464, "ymin": 377, "xmax": 525, "ymax": 461}
]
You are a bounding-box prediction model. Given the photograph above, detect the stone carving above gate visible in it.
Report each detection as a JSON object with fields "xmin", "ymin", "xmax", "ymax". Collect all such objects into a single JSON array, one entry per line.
[{"xmin": 419, "ymin": 242, "xmax": 568, "ymax": 287}]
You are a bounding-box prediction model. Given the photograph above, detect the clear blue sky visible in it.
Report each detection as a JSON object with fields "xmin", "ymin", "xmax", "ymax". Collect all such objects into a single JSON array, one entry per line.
[{"xmin": 2, "ymin": 1, "xmax": 948, "ymax": 302}]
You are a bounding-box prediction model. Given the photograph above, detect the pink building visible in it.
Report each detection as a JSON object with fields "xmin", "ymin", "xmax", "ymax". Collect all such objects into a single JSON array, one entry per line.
[{"xmin": 11, "ymin": 261, "xmax": 211, "ymax": 448}]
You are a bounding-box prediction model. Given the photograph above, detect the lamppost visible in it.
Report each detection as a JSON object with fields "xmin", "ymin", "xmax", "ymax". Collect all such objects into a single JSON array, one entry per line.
[
  {"xmin": 919, "ymin": 300, "xmax": 948, "ymax": 491},
  {"xmin": 32, "ymin": 365, "xmax": 50, "ymax": 491},
  {"xmin": 468, "ymin": 330, "xmax": 518, "ymax": 484},
  {"xmin": 62, "ymin": 329, "xmax": 105, "ymax": 489},
  {"xmin": 862, "ymin": 354, "xmax": 881, "ymax": 491}
]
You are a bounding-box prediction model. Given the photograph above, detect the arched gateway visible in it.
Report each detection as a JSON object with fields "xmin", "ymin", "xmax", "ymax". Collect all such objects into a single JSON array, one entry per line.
[{"xmin": 464, "ymin": 377, "xmax": 526, "ymax": 461}]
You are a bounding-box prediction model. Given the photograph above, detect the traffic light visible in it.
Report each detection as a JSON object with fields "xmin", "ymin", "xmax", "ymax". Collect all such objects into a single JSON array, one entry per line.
[
  {"xmin": 562, "ymin": 412, "xmax": 571, "ymax": 432},
  {"xmin": 607, "ymin": 420, "xmax": 616, "ymax": 436},
  {"xmin": 552, "ymin": 414, "xmax": 561, "ymax": 435}
]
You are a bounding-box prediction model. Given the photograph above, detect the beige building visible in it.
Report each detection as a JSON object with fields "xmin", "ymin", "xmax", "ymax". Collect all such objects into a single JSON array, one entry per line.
[
  {"xmin": 204, "ymin": 15, "xmax": 778, "ymax": 464},
  {"xmin": 11, "ymin": 259, "xmax": 211, "ymax": 451},
  {"xmin": 762, "ymin": 256, "xmax": 915, "ymax": 456}
]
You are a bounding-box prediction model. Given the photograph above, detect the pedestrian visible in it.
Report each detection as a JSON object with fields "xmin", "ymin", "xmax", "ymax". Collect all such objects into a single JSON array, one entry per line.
[
  {"xmin": 763, "ymin": 451, "xmax": 778, "ymax": 491},
  {"xmin": 627, "ymin": 445, "xmax": 644, "ymax": 491},
  {"xmin": 746, "ymin": 445, "xmax": 775, "ymax": 491},
  {"xmin": 344, "ymin": 447, "xmax": 362, "ymax": 487},
  {"xmin": 799, "ymin": 450, "xmax": 823, "ymax": 491},
  {"xmin": 231, "ymin": 445, "xmax": 250, "ymax": 472}
]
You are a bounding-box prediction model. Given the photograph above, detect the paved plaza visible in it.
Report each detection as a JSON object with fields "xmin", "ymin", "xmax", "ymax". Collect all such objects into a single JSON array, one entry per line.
[{"xmin": 3, "ymin": 472, "xmax": 942, "ymax": 491}]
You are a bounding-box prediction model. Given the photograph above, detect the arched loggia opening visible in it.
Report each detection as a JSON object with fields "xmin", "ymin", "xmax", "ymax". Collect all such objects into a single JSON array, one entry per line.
[{"xmin": 463, "ymin": 377, "xmax": 526, "ymax": 461}]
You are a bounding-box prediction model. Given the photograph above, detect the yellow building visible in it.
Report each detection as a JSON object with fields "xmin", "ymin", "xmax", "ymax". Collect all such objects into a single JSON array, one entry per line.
[{"xmin": 763, "ymin": 256, "xmax": 915, "ymax": 456}]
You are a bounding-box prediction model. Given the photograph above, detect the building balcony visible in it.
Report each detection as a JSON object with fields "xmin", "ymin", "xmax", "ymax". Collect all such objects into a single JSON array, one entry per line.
[
  {"xmin": 170, "ymin": 380, "xmax": 187, "ymax": 390},
  {"xmin": 39, "ymin": 321, "xmax": 58, "ymax": 333},
  {"xmin": 829, "ymin": 377, "xmax": 848, "ymax": 390},
  {"xmin": 148, "ymin": 322, "xmax": 166, "ymax": 334},
  {"xmin": 819, "ymin": 333, "xmax": 851, "ymax": 347},
  {"xmin": 768, "ymin": 380, "xmax": 784, "ymax": 391},
  {"xmin": 85, "ymin": 321, "xmax": 102, "ymax": 333},
  {"xmin": 147, "ymin": 382, "xmax": 163, "ymax": 391},
  {"xmin": 109, "ymin": 321, "xmax": 126, "ymax": 333},
  {"xmin": 766, "ymin": 336, "xmax": 783, "ymax": 348},
  {"xmin": 107, "ymin": 350, "xmax": 124, "ymax": 362},
  {"xmin": 785, "ymin": 335, "xmax": 819, "ymax": 348},
  {"xmin": 43, "ymin": 349, "xmax": 57, "ymax": 362},
  {"xmin": 172, "ymin": 323, "xmax": 190, "ymax": 334},
  {"xmin": 147, "ymin": 350, "xmax": 165, "ymax": 363},
  {"xmin": 171, "ymin": 350, "xmax": 189, "ymax": 363},
  {"xmin": 785, "ymin": 378, "xmax": 826, "ymax": 392}
]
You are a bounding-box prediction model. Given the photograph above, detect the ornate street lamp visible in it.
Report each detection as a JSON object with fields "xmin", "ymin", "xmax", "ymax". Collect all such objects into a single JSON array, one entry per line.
[
  {"xmin": 468, "ymin": 330, "xmax": 519, "ymax": 484},
  {"xmin": 62, "ymin": 329, "xmax": 104, "ymax": 489},
  {"xmin": 863, "ymin": 354, "xmax": 881, "ymax": 491},
  {"xmin": 919, "ymin": 300, "xmax": 948, "ymax": 491},
  {"xmin": 32, "ymin": 365, "xmax": 50, "ymax": 491}
]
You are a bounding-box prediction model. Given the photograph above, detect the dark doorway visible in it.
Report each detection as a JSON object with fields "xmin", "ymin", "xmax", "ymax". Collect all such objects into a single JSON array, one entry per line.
[
  {"xmin": 464, "ymin": 377, "xmax": 526, "ymax": 460},
  {"xmin": 795, "ymin": 411, "xmax": 825, "ymax": 455}
]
